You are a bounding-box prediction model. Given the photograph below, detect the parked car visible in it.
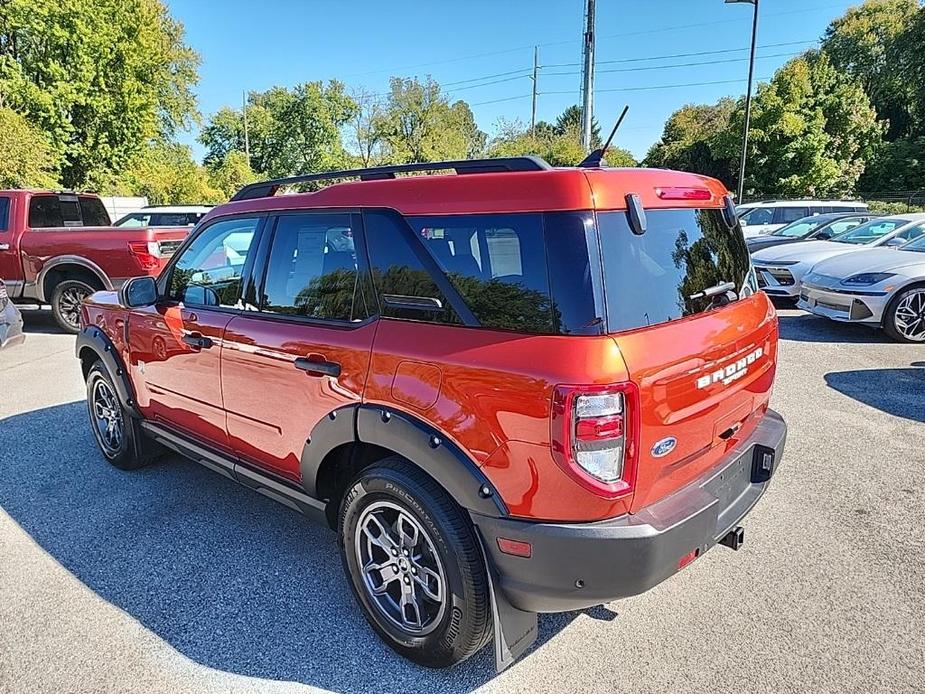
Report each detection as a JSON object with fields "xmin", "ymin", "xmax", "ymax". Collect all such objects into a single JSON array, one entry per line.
[
  {"xmin": 752, "ymin": 214, "xmax": 925, "ymax": 301},
  {"xmin": 746, "ymin": 213, "xmax": 874, "ymax": 254},
  {"xmin": 114, "ymin": 205, "xmax": 212, "ymax": 228},
  {"xmin": 799, "ymin": 233, "xmax": 925, "ymax": 342},
  {"xmin": 739, "ymin": 200, "xmax": 869, "ymax": 238},
  {"xmin": 0, "ymin": 278, "xmax": 25, "ymax": 349},
  {"xmin": 75, "ymin": 157, "xmax": 786, "ymax": 670},
  {"xmin": 0, "ymin": 190, "xmax": 190, "ymax": 333}
]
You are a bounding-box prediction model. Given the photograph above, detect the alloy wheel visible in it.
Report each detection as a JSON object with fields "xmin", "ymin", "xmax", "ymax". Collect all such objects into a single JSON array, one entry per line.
[
  {"xmin": 354, "ymin": 500, "xmax": 447, "ymax": 636},
  {"xmin": 894, "ymin": 289, "xmax": 925, "ymax": 342},
  {"xmin": 58, "ymin": 285, "xmax": 91, "ymax": 330},
  {"xmin": 92, "ymin": 379, "xmax": 124, "ymax": 456}
]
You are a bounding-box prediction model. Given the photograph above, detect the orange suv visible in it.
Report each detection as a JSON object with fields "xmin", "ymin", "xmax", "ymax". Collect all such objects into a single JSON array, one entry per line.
[{"xmin": 76, "ymin": 157, "xmax": 786, "ymax": 670}]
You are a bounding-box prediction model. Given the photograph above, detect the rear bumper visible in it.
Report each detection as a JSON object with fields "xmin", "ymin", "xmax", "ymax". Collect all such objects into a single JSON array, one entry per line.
[{"xmin": 473, "ymin": 409, "xmax": 787, "ymax": 613}]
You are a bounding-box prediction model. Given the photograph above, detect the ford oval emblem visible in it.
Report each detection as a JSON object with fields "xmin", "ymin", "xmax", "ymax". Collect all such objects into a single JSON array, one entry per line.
[{"xmin": 651, "ymin": 437, "xmax": 677, "ymax": 458}]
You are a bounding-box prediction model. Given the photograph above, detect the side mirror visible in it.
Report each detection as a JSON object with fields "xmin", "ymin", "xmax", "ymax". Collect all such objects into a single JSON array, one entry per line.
[
  {"xmin": 815, "ymin": 230, "xmax": 833, "ymax": 240},
  {"xmin": 885, "ymin": 237, "xmax": 906, "ymax": 247},
  {"xmin": 119, "ymin": 276, "xmax": 158, "ymax": 308}
]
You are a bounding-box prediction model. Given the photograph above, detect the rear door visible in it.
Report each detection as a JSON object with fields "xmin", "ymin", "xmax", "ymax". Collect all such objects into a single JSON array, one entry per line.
[
  {"xmin": 598, "ymin": 208, "xmax": 777, "ymax": 511},
  {"xmin": 129, "ymin": 216, "xmax": 262, "ymax": 448},
  {"xmin": 220, "ymin": 211, "xmax": 375, "ymax": 482},
  {"xmin": 0, "ymin": 194, "xmax": 23, "ymax": 290}
]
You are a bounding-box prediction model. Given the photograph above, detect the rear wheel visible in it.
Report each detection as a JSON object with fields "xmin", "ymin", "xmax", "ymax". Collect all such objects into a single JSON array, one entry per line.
[
  {"xmin": 51, "ymin": 279, "xmax": 95, "ymax": 334},
  {"xmin": 884, "ymin": 285, "xmax": 925, "ymax": 343},
  {"xmin": 339, "ymin": 457, "xmax": 492, "ymax": 668}
]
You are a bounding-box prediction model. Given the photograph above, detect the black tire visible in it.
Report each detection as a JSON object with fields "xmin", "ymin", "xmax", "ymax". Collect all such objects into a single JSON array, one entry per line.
[
  {"xmin": 884, "ymin": 284, "xmax": 925, "ymax": 343},
  {"xmin": 339, "ymin": 457, "xmax": 492, "ymax": 668},
  {"xmin": 85, "ymin": 362, "xmax": 161, "ymax": 470},
  {"xmin": 51, "ymin": 278, "xmax": 96, "ymax": 334}
]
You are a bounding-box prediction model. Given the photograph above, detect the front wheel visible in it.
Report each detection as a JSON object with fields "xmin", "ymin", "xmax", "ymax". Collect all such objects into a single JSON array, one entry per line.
[
  {"xmin": 339, "ymin": 457, "xmax": 492, "ymax": 668},
  {"xmin": 884, "ymin": 285, "xmax": 925, "ymax": 343},
  {"xmin": 51, "ymin": 279, "xmax": 95, "ymax": 334}
]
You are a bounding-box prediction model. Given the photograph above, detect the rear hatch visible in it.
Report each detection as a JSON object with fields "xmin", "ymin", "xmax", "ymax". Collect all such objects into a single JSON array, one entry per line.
[{"xmin": 596, "ymin": 207, "xmax": 777, "ymax": 512}]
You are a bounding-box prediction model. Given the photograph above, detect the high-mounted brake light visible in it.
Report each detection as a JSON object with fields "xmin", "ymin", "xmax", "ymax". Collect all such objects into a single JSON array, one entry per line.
[
  {"xmin": 551, "ymin": 383, "xmax": 639, "ymax": 499},
  {"xmin": 655, "ymin": 187, "xmax": 712, "ymax": 201},
  {"xmin": 128, "ymin": 241, "xmax": 161, "ymax": 270}
]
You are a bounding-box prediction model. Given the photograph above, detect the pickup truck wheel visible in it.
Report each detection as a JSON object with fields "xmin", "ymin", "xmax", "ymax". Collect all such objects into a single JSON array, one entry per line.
[
  {"xmin": 85, "ymin": 362, "xmax": 159, "ymax": 470},
  {"xmin": 339, "ymin": 457, "xmax": 492, "ymax": 668},
  {"xmin": 51, "ymin": 279, "xmax": 95, "ymax": 334}
]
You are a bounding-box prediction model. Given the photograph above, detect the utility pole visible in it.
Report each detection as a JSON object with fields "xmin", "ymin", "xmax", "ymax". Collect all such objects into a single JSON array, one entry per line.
[
  {"xmin": 530, "ymin": 46, "xmax": 539, "ymax": 134},
  {"xmin": 242, "ymin": 90, "xmax": 250, "ymax": 160},
  {"xmin": 726, "ymin": 0, "xmax": 759, "ymax": 202},
  {"xmin": 580, "ymin": 0, "xmax": 596, "ymax": 151}
]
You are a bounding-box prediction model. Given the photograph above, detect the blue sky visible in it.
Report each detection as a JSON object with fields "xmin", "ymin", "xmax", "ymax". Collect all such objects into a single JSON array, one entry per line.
[{"xmin": 168, "ymin": 0, "xmax": 860, "ymax": 162}]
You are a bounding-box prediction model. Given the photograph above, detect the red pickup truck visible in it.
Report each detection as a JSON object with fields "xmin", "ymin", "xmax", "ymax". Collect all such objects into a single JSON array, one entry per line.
[{"xmin": 0, "ymin": 190, "xmax": 189, "ymax": 332}]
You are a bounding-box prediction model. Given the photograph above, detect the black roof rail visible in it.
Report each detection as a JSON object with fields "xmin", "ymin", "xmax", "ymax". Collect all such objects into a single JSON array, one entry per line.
[{"xmin": 230, "ymin": 156, "xmax": 553, "ymax": 202}]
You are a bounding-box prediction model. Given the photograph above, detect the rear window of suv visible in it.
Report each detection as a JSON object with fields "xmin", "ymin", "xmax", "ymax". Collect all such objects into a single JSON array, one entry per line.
[{"xmin": 598, "ymin": 209, "xmax": 753, "ymax": 332}]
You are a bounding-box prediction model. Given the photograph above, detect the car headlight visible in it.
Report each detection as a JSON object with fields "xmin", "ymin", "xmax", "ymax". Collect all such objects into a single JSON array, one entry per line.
[{"xmin": 841, "ymin": 272, "xmax": 896, "ymax": 286}]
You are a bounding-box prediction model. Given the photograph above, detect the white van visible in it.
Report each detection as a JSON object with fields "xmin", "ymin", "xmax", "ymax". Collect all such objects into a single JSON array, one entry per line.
[{"xmin": 739, "ymin": 200, "xmax": 869, "ymax": 238}]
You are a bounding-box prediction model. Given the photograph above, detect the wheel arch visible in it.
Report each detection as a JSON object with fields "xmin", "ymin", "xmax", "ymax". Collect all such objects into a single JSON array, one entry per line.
[
  {"xmin": 39, "ymin": 257, "xmax": 111, "ymax": 302},
  {"xmin": 304, "ymin": 405, "xmax": 507, "ymax": 528},
  {"xmin": 76, "ymin": 325, "xmax": 140, "ymax": 417}
]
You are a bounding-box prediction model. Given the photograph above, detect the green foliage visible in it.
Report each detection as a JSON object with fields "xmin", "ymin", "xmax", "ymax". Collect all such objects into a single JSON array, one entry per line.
[
  {"xmin": 200, "ymin": 82, "xmax": 357, "ymax": 179},
  {"xmin": 865, "ymin": 199, "xmax": 925, "ymax": 214},
  {"xmin": 555, "ymin": 105, "xmax": 601, "ymax": 148},
  {"xmin": 0, "ymin": 107, "xmax": 59, "ymax": 188},
  {"xmin": 0, "ymin": 0, "xmax": 200, "ymax": 189},
  {"xmin": 115, "ymin": 142, "xmax": 221, "ymax": 205},
  {"xmin": 487, "ymin": 116, "xmax": 635, "ymax": 167},
  {"xmin": 374, "ymin": 77, "xmax": 487, "ymax": 163},
  {"xmin": 207, "ymin": 150, "xmax": 257, "ymax": 201}
]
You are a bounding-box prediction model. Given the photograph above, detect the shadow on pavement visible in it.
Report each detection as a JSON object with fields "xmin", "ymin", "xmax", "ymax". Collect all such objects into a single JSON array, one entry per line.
[
  {"xmin": 825, "ymin": 365, "xmax": 925, "ymax": 423},
  {"xmin": 0, "ymin": 402, "xmax": 585, "ymax": 692},
  {"xmin": 20, "ymin": 308, "xmax": 69, "ymax": 335},
  {"xmin": 776, "ymin": 313, "xmax": 892, "ymax": 344}
]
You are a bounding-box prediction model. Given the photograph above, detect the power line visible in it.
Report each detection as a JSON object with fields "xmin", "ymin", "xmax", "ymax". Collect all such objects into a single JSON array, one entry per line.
[
  {"xmin": 539, "ymin": 75, "xmax": 773, "ymax": 96},
  {"xmin": 541, "ymin": 50, "xmax": 802, "ymax": 78},
  {"xmin": 470, "ymin": 94, "xmax": 533, "ymax": 107}
]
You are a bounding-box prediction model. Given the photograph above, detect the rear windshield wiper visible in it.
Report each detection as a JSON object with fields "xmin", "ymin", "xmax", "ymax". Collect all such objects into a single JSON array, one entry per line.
[{"xmin": 689, "ymin": 281, "xmax": 736, "ymax": 302}]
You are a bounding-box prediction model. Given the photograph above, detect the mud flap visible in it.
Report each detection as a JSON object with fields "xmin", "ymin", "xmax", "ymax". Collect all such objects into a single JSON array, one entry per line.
[{"xmin": 477, "ymin": 534, "xmax": 538, "ymax": 672}]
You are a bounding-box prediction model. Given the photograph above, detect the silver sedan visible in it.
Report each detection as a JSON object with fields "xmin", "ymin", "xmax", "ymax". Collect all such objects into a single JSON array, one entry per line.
[{"xmin": 798, "ymin": 234, "xmax": 925, "ymax": 342}]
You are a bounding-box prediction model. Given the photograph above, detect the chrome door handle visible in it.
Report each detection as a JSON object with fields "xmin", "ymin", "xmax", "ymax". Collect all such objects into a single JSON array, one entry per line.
[{"xmin": 0, "ymin": 243, "xmax": 10, "ymax": 251}]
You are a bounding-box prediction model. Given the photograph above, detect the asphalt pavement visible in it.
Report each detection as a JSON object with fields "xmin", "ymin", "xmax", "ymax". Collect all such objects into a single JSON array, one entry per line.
[{"xmin": 0, "ymin": 308, "xmax": 922, "ymax": 694}]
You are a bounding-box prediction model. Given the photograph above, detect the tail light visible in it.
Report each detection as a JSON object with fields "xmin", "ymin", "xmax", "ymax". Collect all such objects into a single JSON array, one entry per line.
[
  {"xmin": 551, "ymin": 383, "xmax": 639, "ymax": 499},
  {"xmin": 655, "ymin": 186, "xmax": 712, "ymax": 201},
  {"xmin": 128, "ymin": 241, "xmax": 161, "ymax": 271}
]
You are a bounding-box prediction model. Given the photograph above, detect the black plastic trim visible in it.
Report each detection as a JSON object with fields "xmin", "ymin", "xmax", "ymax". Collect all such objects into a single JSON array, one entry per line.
[
  {"xmin": 300, "ymin": 405, "xmax": 360, "ymax": 498},
  {"xmin": 75, "ymin": 326, "xmax": 140, "ymax": 417}
]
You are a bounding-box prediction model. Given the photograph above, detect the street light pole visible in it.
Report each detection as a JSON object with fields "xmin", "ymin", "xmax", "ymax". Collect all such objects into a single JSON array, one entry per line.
[{"xmin": 727, "ymin": 0, "xmax": 759, "ymax": 203}]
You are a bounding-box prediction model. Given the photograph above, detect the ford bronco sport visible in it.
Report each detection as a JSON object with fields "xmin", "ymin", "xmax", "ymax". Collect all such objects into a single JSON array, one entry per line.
[{"xmin": 76, "ymin": 156, "xmax": 786, "ymax": 670}]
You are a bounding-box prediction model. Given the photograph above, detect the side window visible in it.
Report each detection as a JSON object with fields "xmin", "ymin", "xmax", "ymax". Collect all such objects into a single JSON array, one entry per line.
[
  {"xmin": 0, "ymin": 196, "xmax": 9, "ymax": 232},
  {"xmin": 777, "ymin": 207, "xmax": 809, "ymax": 224},
  {"xmin": 364, "ymin": 211, "xmax": 458, "ymax": 324},
  {"xmin": 28, "ymin": 195, "xmax": 63, "ymax": 228},
  {"xmin": 894, "ymin": 223, "xmax": 925, "ymax": 244},
  {"xmin": 828, "ymin": 219, "xmax": 862, "ymax": 235},
  {"xmin": 79, "ymin": 197, "xmax": 111, "ymax": 226},
  {"xmin": 260, "ymin": 213, "xmax": 367, "ymax": 322},
  {"xmin": 743, "ymin": 207, "xmax": 773, "ymax": 225},
  {"xmin": 407, "ymin": 213, "xmax": 555, "ymax": 333},
  {"xmin": 169, "ymin": 217, "xmax": 259, "ymax": 307},
  {"xmin": 116, "ymin": 213, "xmax": 151, "ymax": 228}
]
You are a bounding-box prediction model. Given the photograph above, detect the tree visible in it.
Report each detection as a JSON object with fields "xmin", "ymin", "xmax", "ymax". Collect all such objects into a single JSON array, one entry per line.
[
  {"xmin": 374, "ymin": 77, "xmax": 486, "ymax": 163},
  {"xmin": 644, "ymin": 99, "xmax": 737, "ymax": 185},
  {"xmin": 713, "ymin": 53, "xmax": 882, "ymax": 198},
  {"xmin": 347, "ymin": 88, "xmax": 388, "ymax": 167},
  {"xmin": 0, "ymin": 0, "xmax": 200, "ymax": 189},
  {"xmin": 0, "ymin": 107, "xmax": 59, "ymax": 188},
  {"xmin": 555, "ymin": 105, "xmax": 601, "ymax": 148},
  {"xmin": 821, "ymin": 0, "xmax": 920, "ymax": 138},
  {"xmin": 487, "ymin": 117, "xmax": 635, "ymax": 167},
  {"xmin": 200, "ymin": 82, "xmax": 356, "ymax": 178},
  {"xmin": 207, "ymin": 151, "xmax": 257, "ymax": 201},
  {"xmin": 858, "ymin": 136, "xmax": 925, "ymax": 192},
  {"xmin": 117, "ymin": 142, "xmax": 221, "ymax": 205}
]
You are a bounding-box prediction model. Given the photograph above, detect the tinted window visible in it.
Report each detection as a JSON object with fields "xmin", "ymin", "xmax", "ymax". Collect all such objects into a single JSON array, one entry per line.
[
  {"xmin": 28, "ymin": 195, "xmax": 64, "ymax": 228},
  {"xmin": 152, "ymin": 213, "xmax": 203, "ymax": 227},
  {"xmin": 741, "ymin": 207, "xmax": 773, "ymax": 225},
  {"xmin": 408, "ymin": 213, "xmax": 557, "ymax": 333},
  {"xmin": 0, "ymin": 197, "xmax": 9, "ymax": 232},
  {"xmin": 364, "ymin": 211, "xmax": 459, "ymax": 325},
  {"xmin": 778, "ymin": 207, "xmax": 809, "ymax": 224},
  {"xmin": 169, "ymin": 217, "xmax": 259, "ymax": 307},
  {"xmin": 261, "ymin": 213, "xmax": 367, "ymax": 322},
  {"xmin": 599, "ymin": 209, "xmax": 753, "ymax": 332},
  {"xmin": 79, "ymin": 196, "xmax": 110, "ymax": 226}
]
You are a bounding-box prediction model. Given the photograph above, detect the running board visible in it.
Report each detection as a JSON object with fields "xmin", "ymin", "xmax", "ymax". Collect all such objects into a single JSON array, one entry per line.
[{"xmin": 141, "ymin": 421, "xmax": 327, "ymax": 523}]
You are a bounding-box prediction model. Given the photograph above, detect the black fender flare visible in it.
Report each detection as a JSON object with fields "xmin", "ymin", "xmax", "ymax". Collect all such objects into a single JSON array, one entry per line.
[
  {"xmin": 75, "ymin": 326, "xmax": 140, "ymax": 418},
  {"xmin": 300, "ymin": 404, "xmax": 507, "ymax": 517}
]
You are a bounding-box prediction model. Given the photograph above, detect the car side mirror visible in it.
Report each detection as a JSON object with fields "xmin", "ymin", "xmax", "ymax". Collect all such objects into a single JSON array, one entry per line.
[
  {"xmin": 120, "ymin": 276, "xmax": 158, "ymax": 308},
  {"xmin": 815, "ymin": 230, "xmax": 832, "ymax": 240},
  {"xmin": 885, "ymin": 237, "xmax": 906, "ymax": 247}
]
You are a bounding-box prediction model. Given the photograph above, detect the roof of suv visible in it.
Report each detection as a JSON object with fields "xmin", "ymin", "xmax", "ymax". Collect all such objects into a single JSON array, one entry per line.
[{"xmin": 203, "ymin": 159, "xmax": 730, "ymax": 225}]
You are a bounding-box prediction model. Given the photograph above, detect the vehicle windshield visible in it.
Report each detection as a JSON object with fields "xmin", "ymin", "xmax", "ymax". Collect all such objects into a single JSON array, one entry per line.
[
  {"xmin": 830, "ymin": 218, "xmax": 907, "ymax": 244},
  {"xmin": 899, "ymin": 234, "xmax": 925, "ymax": 253},
  {"xmin": 771, "ymin": 217, "xmax": 826, "ymax": 238}
]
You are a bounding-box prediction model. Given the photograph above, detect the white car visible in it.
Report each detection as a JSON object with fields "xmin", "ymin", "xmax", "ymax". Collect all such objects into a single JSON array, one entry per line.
[
  {"xmin": 798, "ymin": 234, "xmax": 925, "ymax": 342},
  {"xmin": 751, "ymin": 214, "xmax": 925, "ymax": 299},
  {"xmin": 114, "ymin": 205, "xmax": 212, "ymax": 228},
  {"xmin": 739, "ymin": 200, "xmax": 868, "ymax": 238}
]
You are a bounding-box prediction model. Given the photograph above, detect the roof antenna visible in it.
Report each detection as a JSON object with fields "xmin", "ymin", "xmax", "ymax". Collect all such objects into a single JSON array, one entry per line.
[{"xmin": 578, "ymin": 105, "xmax": 629, "ymax": 168}]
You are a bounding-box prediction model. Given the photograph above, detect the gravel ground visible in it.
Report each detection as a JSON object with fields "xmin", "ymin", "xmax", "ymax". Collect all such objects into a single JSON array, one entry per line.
[{"xmin": 0, "ymin": 308, "xmax": 923, "ymax": 694}]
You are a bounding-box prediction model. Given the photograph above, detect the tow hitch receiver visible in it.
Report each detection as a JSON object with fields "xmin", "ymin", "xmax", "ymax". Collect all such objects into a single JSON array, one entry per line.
[{"xmin": 719, "ymin": 526, "xmax": 745, "ymax": 551}]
